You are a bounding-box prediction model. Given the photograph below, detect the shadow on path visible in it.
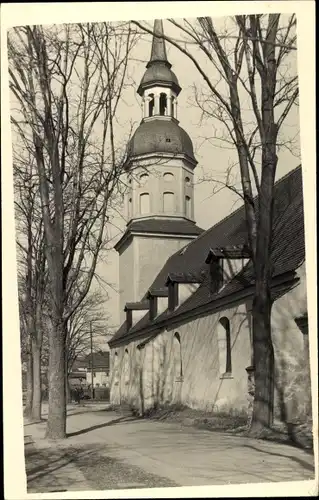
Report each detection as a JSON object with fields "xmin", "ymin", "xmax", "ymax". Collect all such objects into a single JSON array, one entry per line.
[
  {"xmin": 67, "ymin": 416, "xmax": 142, "ymax": 437},
  {"xmin": 26, "ymin": 445, "xmax": 97, "ymax": 486},
  {"xmin": 24, "ymin": 419, "xmax": 46, "ymax": 427},
  {"xmin": 243, "ymin": 443, "xmax": 315, "ymax": 474}
]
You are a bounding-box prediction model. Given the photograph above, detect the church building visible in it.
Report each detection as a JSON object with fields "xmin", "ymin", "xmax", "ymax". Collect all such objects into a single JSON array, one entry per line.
[{"xmin": 108, "ymin": 20, "xmax": 310, "ymax": 424}]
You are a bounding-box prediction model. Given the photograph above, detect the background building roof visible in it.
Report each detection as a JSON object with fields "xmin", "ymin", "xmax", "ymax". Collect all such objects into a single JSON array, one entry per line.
[{"xmin": 73, "ymin": 351, "xmax": 110, "ymax": 371}]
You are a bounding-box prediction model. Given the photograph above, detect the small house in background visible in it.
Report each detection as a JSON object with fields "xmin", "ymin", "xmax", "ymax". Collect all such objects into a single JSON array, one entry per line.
[
  {"xmin": 70, "ymin": 350, "xmax": 110, "ymax": 388},
  {"xmin": 68, "ymin": 370, "xmax": 87, "ymax": 388},
  {"xmin": 84, "ymin": 350, "xmax": 110, "ymax": 387}
]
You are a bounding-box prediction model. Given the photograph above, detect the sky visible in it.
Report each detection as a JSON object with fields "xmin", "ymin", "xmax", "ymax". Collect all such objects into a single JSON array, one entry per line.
[{"xmin": 94, "ymin": 16, "xmax": 301, "ymax": 343}]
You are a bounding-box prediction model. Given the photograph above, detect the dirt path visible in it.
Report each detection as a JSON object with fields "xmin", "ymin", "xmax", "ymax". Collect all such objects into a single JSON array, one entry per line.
[{"xmin": 24, "ymin": 406, "xmax": 315, "ymax": 493}]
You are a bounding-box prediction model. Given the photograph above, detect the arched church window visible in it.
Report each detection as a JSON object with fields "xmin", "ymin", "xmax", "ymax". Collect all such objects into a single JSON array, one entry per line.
[
  {"xmin": 185, "ymin": 195, "xmax": 191, "ymax": 218},
  {"xmin": 160, "ymin": 93, "xmax": 167, "ymax": 116},
  {"xmin": 185, "ymin": 176, "xmax": 191, "ymax": 186},
  {"xmin": 148, "ymin": 93, "xmax": 155, "ymax": 117},
  {"xmin": 140, "ymin": 192, "xmax": 150, "ymax": 214},
  {"xmin": 163, "ymin": 172, "xmax": 174, "ymax": 182},
  {"xmin": 113, "ymin": 351, "xmax": 119, "ymax": 385},
  {"xmin": 139, "ymin": 173, "xmax": 149, "ymax": 186},
  {"xmin": 219, "ymin": 317, "xmax": 232, "ymax": 375},
  {"xmin": 163, "ymin": 191, "xmax": 175, "ymax": 213},
  {"xmin": 173, "ymin": 332, "xmax": 183, "ymax": 379},
  {"xmin": 124, "ymin": 348, "xmax": 130, "ymax": 385},
  {"xmin": 171, "ymin": 96, "xmax": 175, "ymax": 118}
]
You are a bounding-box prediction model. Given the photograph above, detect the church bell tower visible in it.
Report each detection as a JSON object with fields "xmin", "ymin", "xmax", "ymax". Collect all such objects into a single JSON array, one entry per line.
[{"xmin": 115, "ymin": 19, "xmax": 202, "ymax": 322}]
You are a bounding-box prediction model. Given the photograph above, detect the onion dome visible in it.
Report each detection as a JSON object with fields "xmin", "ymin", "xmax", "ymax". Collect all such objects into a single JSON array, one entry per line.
[{"xmin": 128, "ymin": 119, "xmax": 196, "ymax": 165}]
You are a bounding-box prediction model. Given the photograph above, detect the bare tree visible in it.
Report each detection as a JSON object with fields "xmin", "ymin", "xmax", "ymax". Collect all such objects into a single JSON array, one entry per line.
[
  {"xmin": 66, "ymin": 288, "xmax": 109, "ymax": 386},
  {"xmin": 14, "ymin": 146, "xmax": 48, "ymax": 422},
  {"xmin": 8, "ymin": 21, "xmax": 138, "ymax": 438},
  {"xmin": 19, "ymin": 291, "xmax": 33, "ymax": 416},
  {"xmin": 133, "ymin": 15, "xmax": 298, "ymax": 434}
]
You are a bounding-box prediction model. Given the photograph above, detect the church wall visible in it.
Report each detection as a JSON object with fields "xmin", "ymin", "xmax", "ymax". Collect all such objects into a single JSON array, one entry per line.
[
  {"xmin": 271, "ymin": 262, "xmax": 311, "ymax": 423},
  {"xmin": 164, "ymin": 304, "xmax": 252, "ymax": 413},
  {"xmin": 110, "ymin": 304, "xmax": 252, "ymax": 414},
  {"xmin": 110, "ymin": 264, "xmax": 311, "ymax": 423}
]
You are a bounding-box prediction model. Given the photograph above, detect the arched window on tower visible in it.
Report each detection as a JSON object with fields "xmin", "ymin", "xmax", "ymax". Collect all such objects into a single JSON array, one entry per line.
[
  {"xmin": 185, "ymin": 176, "xmax": 191, "ymax": 186},
  {"xmin": 173, "ymin": 332, "xmax": 183, "ymax": 380},
  {"xmin": 171, "ymin": 96, "xmax": 175, "ymax": 118},
  {"xmin": 160, "ymin": 93, "xmax": 167, "ymax": 116},
  {"xmin": 139, "ymin": 173, "xmax": 149, "ymax": 186},
  {"xmin": 163, "ymin": 191, "xmax": 175, "ymax": 213},
  {"xmin": 140, "ymin": 192, "xmax": 150, "ymax": 214},
  {"xmin": 163, "ymin": 172, "xmax": 174, "ymax": 183},
  {"xmin": 185, "ymin": 195, "xmax": 191, "ymax": 218},
  {"xmin": 148, "ymin": 93, "xmax": 155, "ymax": 117},
  {"xmin": 218, "ymin": 317, "xmax": 232, "ymax": 376}
]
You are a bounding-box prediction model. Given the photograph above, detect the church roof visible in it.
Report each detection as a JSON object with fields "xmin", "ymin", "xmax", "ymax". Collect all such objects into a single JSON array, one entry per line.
[
  {"xmin": 114, "ymin": 217, "xmax": 203, "ymax": 252},
  {"xmin": 110, "ymin": 165, "xmax": 304, "ymax": 347},
  {"xmin": 127, "ymin": 119, "xmax": 197, "ymax": 164},
  {"xmin": 137, "ymin": 19, "xmax": 181, "ymax": 96}
]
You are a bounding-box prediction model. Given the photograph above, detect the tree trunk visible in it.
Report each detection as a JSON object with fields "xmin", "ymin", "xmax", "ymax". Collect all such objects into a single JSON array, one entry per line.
[
  {"xmin": 31, "ymin": 340, "xmax": 42, "ymax": 422},
  {"xmin": 250, "ymin": 286, "xmax": 275, "ymax": 433},
  {"xmin": 65, "ymin": 370, "xmax": 71, "ymax": 404},
  {"xmin": 24, "ymin": 350, "xmax": 33, "ymax": 419},
  {"xmin": 46, "ymin": 320, "xmax": 67, "ymax": 439},
  {"xmin": 44, "ymin": 220, "xmax": 66, "ymax": 438},
  {"xmin": 249, "ymin": 147, "xmax": 277, "ymax": 434}
]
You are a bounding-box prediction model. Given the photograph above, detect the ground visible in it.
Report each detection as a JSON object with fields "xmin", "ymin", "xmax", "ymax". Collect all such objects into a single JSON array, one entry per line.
[{"xmin": 24, "ymin": 403, "xmax": 315, "ymax": 494}]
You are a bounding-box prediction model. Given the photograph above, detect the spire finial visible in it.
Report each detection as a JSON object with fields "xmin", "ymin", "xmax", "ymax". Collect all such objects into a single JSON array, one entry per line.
[{"xmin": 147, "ymin": 19, "xmax": 171, "ymax": 68}]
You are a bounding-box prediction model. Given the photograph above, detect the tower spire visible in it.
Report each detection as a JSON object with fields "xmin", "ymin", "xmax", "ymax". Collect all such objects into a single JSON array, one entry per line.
[
  {"xmin": 137, "ymin": 18, "xmax": 181, "ymax": 97},
  {"xmin": 147, "ymin": 19, "xmax": 171, "ymax": 68}
]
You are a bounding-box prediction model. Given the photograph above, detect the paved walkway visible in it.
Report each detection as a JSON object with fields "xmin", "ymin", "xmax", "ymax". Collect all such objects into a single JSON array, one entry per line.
[{"xmin": 24, "ymin": 405, "xmax": 315, "ymax": 492}]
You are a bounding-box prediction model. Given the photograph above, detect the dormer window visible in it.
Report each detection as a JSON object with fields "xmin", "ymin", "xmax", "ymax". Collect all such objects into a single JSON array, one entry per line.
[
  {"xmin": 149, "ymin": 295, "xmax": 158, "ymax": 320},
  {"xmin": 205, "ymin": 245, "xmax": 251, "ymax": 294},
  {"xmin": 147, "ymin": 289, "xmax": 168, "ymax": 320},
  {"xmin": 209, "ymin": 258, "xmax": 224, "ymax": 294},
  {"xmin": 168, "ymin": 281, "xmax": 178, "ymax": 311},
  {"xmin": 126, "ymin": 309, "xmax": 132, "ymax": 331}
]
